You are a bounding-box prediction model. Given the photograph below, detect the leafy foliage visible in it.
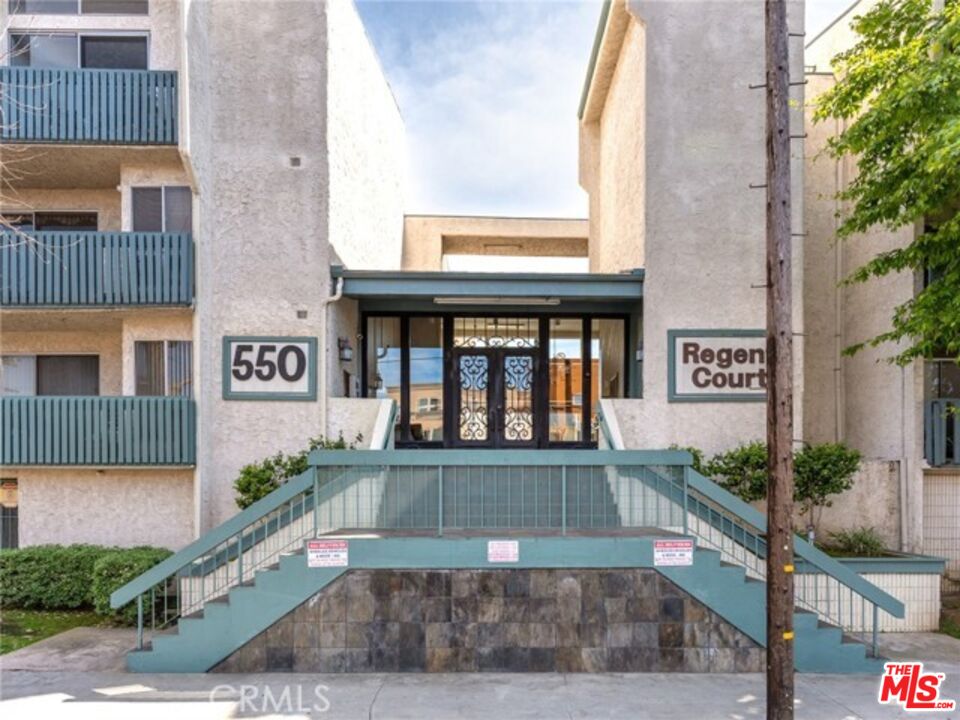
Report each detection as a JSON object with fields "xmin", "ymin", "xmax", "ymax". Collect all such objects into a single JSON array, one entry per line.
[
  {"xmin": 668, "ymin": 444, "xmax": 707, "ymax": 474},
  {"xmin": 0, "ymin": 545, "xmax": 109, "ymax": 610},
  {"xmin": 692, "ymin": 442, "xmax": 862, "ymax": 533},
  {"xmin": 233, "ymin": 433, "xmax": 362, "ymax": 509},
  {"xmin": 702, "ymin": 441, "xmax": 770, "ymax": 502},
  {"xmin": 91, "ymin": 547, "xmax": 173, "ymax": 625},
  {"xmin": 0, "ymin": 545, "xmax": 171, "ymax": 622},
  {"xmin": 794, "ymin": 442, "xmax": 862, "ymax": 534},
  {"xmin": 825, "ymin": 526, "xmax": 888, "ymax": 557},
  {"xmin": 813, "ymin": 0, "xmax": 960, "ymax": 364}
]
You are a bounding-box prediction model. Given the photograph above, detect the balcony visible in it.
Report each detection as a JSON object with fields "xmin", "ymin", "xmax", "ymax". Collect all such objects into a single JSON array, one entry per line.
[
  {"xmin": 0, "ymin": 67, "xmax": 178, "ymax": 145},
  {"xmin": 925, "ymin": 398, "xmax": 959, "ymax": 467},
  {"xmin": 0, "ymin": 232, "xmax": 194, "ymax": 308},
  {"xmin": 0, "ymin": 396, "xmax": 195, "ymax": 466}
]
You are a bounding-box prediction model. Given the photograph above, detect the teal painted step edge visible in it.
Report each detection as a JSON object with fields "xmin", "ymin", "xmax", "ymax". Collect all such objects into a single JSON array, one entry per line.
[{"xmin": 129, "ymin": 536, "xmax": 883, "ymax": 674}]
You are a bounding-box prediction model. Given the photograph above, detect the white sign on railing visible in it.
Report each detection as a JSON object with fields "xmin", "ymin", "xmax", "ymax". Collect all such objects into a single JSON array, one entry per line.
[
  {"xmin": 222, "ymin": 336, "xmax": 317, "ymax": 401},
  {"xmin": 487, "ymin": 540, "xmax": 520, "ymax": 563},
  {"xmin": 668, "ymin": 330, "xmax": 766, "ymax": 402}
]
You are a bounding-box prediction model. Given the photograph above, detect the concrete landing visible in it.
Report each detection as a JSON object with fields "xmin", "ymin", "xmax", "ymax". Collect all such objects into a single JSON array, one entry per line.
[{"xmin": 0, "ymin": 628, "xmax": 149, "ymax": 673}]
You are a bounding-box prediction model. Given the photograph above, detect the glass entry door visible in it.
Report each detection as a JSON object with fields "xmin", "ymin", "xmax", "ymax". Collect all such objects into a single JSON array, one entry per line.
[{"xmin": 454, "ymin": 348, "xmax": 537, "ymax": 448}]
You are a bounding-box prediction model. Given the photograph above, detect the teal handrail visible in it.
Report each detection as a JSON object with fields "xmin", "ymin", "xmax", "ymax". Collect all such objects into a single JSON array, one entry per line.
[
  {"xmin": 0, "ymin": 232, "xmax": 193, "ymax": 307},
  {"xmin": 1, "ymin": 67, "xmax": 178, "ymax": 144},
  {"xmin": 307, "ymin": 448, "xmax": 692, "ymax": 466},
  {"xmin": 685, "ymin": 468, "xmax": 904, "ymax": 619},
  {"xmin": 110, "ymin": 468, "xmax": 316, "ymax": 610}
]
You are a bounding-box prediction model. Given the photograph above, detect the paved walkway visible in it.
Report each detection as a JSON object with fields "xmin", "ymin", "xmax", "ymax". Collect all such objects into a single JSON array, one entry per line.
[{"xmin": 1, "ymin": 630, "xmax": 958, "ymax": 719}]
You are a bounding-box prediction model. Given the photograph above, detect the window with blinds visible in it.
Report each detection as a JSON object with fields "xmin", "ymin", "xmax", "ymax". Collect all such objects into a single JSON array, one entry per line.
[{"xmin": 135, "ymin": 341, "xmax": 192, "ymax": 397}]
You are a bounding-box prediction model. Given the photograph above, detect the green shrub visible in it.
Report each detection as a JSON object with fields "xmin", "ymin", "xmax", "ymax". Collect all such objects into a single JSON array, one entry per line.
[
  {"xmin": 234, "ymin": 433, "xmax": 362, "ymax": 509},
  {"xmin": 92, "ymin": 547, "xmax": 173, "ymax": 625},
  {"xmin": 0, "ymin": 544, "xmax": 114, "ymax": 610},
  {"xmin": 668, "ymin": 444, "xmax": 707, "ymax": 474},
  {"xmin": 794, "ymin": 442, "xmax": 861, "ymax": 537},
  {"xmin": 826, "ymin": 526, "xmax": 887, "ymax": 557},
  {"xmin": 702, "ymin": 441, "xmax": 769, "ymax": 502}
]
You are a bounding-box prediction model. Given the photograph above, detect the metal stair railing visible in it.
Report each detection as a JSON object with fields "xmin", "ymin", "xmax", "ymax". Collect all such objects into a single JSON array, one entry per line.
[
  {"xmin": 110, "ymin": 467, "xmax": 358, "ymax": 649},
  {"xmin": 110, "ymin": 448, "xmax": 691, "ymax": 649}
]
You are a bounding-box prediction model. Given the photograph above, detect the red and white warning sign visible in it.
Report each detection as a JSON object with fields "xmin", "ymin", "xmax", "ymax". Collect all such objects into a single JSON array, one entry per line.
[
  {"xmin": 653, "ymin": 539, "xmax": 694, "ymax": 567},
  {"xmin": 306, "ymin": 539, "xmax": 349, "ymax": 568}
]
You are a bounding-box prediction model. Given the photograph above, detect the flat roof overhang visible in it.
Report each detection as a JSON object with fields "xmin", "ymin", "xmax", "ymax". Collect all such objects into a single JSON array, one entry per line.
[{"xmin": 331, "ymin": 267, "xmax": 644, "ymax": 305}]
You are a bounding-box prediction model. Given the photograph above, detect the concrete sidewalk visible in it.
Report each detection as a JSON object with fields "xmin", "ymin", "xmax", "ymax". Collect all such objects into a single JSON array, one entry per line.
[{"xmin": 1, "ymin": 630, "xmax": 958, "ymax": 719}]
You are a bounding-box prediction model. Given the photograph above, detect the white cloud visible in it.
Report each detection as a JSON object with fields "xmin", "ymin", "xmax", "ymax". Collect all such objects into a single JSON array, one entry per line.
[{"xmin": 374, "ymin": 1, "xmax": 599, "ymax": 218}]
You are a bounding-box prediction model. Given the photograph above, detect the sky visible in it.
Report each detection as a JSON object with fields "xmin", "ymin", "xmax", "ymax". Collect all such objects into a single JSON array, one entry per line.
[{"xmin": 356, "ymin": 0, "xmax": 854, "ymax": 219}]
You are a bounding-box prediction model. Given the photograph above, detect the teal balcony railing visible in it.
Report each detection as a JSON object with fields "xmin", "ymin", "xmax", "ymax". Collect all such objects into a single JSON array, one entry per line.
[
  {"xmin": 1, "ymin": 67, "xmax": 178, "ymax": 144},
  {"xmin": 1, "ymin": 396, "xmax": 196, "ymax": 466},
  {"xmin": 0, "ymin": 232, "xmax": 193, "ymax": 307},
  {"xmin": 925, "ymin": 398, "xmax": 959, "ymax": 466}
]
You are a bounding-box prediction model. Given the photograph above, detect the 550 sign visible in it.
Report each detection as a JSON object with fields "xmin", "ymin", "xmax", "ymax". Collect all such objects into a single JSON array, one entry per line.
[{"xmin": 222, "ymin": 337, "xmax": 317, "ymax": 400}]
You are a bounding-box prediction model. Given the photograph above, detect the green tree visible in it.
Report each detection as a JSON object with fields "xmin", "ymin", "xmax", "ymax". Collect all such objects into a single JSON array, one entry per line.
[
  {"xmin": 814, "ymin": 0, "xmax": 960, "ymax": 364},
  {"xmin": 703, "ymin": 441, "xmax": 769, "ymax": 502},
  {"xmin": 233, "ymin": 433, "xmax": 361, "ymax": 509},
  {"xmin": 793, "ymin": 443, "xmax": 862, "ymax": 538}
]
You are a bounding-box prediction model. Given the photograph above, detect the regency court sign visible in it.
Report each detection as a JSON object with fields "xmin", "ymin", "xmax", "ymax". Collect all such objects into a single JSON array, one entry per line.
[{"xmin": 667, "ymin": 329, "xmax": 766, "ymax": 402}]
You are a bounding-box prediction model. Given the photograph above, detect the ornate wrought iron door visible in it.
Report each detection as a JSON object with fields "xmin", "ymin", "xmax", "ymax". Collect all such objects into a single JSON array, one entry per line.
[
  {"xmin": 453, "ymin": 349, "xmax": 537, "ymax": 448},
  {"xmin": 455, "ymin": 352, "xmax": 491, "ymax": 444}
]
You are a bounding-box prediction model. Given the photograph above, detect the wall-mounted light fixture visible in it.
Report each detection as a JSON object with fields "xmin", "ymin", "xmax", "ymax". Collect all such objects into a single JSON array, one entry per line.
[{"xmin": 337, "ymin": 337, "xmax": 354, "ymax": 362}]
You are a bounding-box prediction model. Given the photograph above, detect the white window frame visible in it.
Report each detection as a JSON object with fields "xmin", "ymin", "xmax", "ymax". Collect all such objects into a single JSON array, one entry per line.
[
  {"xmin": 135, "ymin": 339, "xmax": 192, "ymax": 397},
  {"xmin": 9, "ymin": 0, "xmax": 149, "ymax": 17},
  {"xmin": 1, "ymin": 353, "xmax": 101, "ymax": 396},
  {"xmin": 7, "ymin": 30, "xmax": 151, "ymax": 69}
]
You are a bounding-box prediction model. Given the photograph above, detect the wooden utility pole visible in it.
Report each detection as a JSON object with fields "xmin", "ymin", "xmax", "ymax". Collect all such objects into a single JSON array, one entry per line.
[{"xmin": 764, "ymin": 1, "xmax": 795, "ymax": 719}]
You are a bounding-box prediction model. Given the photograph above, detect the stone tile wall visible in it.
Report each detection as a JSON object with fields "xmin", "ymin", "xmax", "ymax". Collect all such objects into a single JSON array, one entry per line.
[{"xmin": 213, "ymin": 569, "xmax": 764, "ymax": 673}]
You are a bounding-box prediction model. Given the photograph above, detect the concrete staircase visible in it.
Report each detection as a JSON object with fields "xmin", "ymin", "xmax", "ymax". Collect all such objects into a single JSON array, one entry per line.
[{"xmin": 127, "ymin": 539, "xmax": 885, "ymax": 674}]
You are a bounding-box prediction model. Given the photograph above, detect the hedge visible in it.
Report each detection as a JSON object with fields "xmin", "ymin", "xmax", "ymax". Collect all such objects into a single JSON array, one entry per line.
[
  {"xmin": 0, "ymin": 544, "xmax": 171, "ymax": 625},
  {"xmin": 0, "ymin": 544, "xmax": 110, "ymax": 610},
  {"xmin": 92, "ymin": 546, "xmax": 173, "ymax": 625}
]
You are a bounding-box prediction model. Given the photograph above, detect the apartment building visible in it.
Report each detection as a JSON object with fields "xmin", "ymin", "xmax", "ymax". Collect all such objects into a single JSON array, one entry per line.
[{"xmin": 2, "ymin": 0, "xmax": 954, "ymax": 674}]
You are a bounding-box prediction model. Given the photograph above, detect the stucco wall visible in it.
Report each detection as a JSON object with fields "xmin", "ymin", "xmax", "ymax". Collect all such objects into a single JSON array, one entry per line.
[
  {"xmin": 327, "ymin": 397, "xmax": 386, "ymax": 447},
  {"xmin": 1, "ymin": 327, "xmax": 123, "ymax": 394},
  {"xmin": 0, "ymin": 189, "xmax": 121, "ymax": 231},
  {"xmin": 185, "ymin": 0, "xmax": 333, "ymax": 531},
  {"xmin": 580, "ymin": 2, "xmax": 645, "ymax": 274},
  {"xmin": 16, "ymin": 469, "xmax": 194, "ymax": 549},
  {"xmin": 811, "ymin": 460, "xmax": 901, "ymax": 549},
  {"xmin": 402, "ymin": 216, "xmax": 589, "ymax": 271},
  {"xmin": 805, "ymin": 0, "xmax": 880, "ymax": 74},
  {"xmin": 1, "ymin": 0, "xmax": 181, "ymax": 70},
  {"xmin": 326, "ymin": 0, "xmax": 405, "ymax": 271},
  {"xmin": 589, "ymin": 0, "xmax": 804, "ymax": 454}
]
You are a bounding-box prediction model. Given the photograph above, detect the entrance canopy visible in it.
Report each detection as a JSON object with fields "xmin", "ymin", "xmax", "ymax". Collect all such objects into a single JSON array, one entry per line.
[
  {"xmin": 332, "ymin": 267, "xmax": 643, "ymax": 313},
  {"xmin": 334, "ymin": 267, "xmax": 644, "ymax": 450}
]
